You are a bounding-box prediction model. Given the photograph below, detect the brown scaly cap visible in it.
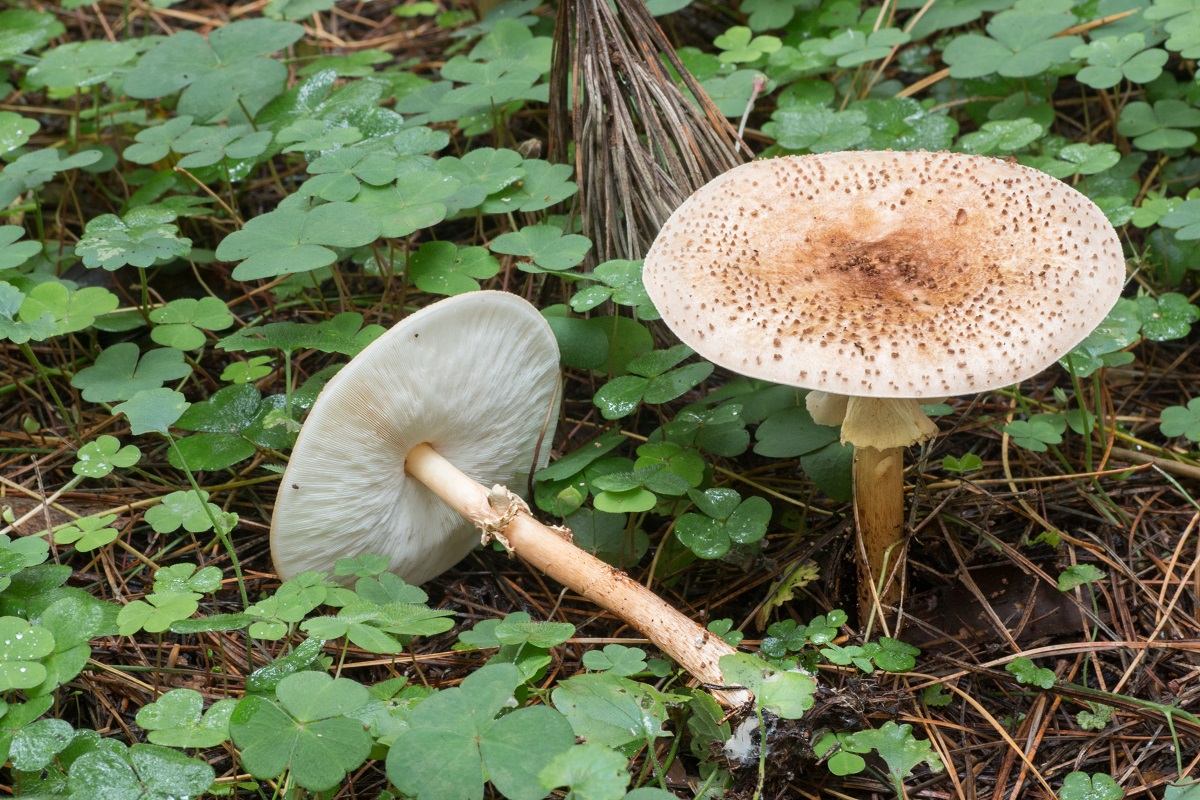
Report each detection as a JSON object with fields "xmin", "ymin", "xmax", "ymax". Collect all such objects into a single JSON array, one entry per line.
[{"xmin": 643, "ymin": 151, "xmax": 1125, "ymax": 399}]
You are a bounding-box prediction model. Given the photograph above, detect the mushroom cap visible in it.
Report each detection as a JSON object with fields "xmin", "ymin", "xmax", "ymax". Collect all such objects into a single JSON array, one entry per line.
[
  {"xmin": 643, "ymin": 151, "xmax": 1125, "ymax": 399},
  {"xmin": 270, "ymin": 291, "xmax": 561, "ymax": 584}
]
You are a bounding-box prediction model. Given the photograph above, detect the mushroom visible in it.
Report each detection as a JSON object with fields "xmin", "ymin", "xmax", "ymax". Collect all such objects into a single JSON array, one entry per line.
[
  {"xmin": 271, "ymin": 290, "xmax": 746, "ymax": 704},
  {"xmin": 641, "ymin": 150, "xmax": 1125, "ymax": 621}
]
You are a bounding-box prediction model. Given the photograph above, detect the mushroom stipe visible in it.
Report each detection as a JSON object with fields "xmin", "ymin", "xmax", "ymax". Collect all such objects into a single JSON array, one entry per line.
[{"xmin": 272, "ymin": 291, "xmax": 750, "ymax": 707}]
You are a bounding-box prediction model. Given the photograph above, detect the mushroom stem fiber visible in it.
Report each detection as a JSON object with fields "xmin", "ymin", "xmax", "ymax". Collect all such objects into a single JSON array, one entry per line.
[
  {"xmin": 405, "ymin": 442, "xmax": 749, "ymax": 707},
  {"xmin": 853, "ymin": 445, "xmax": 905, "ymax": 618}
]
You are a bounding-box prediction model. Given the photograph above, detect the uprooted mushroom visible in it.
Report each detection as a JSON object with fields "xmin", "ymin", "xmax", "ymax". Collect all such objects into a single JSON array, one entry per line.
[
  {"xmin": 271, "ymin": 290, "xmax": 749, "ymax": 705},
  {"xmin": 642, "ymin": 150, "xmax": 1126, "ymax": 622}
]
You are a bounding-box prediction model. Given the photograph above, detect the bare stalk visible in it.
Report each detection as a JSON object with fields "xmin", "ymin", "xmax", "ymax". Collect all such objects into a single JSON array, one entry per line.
[
  {"xmin": 853, "ymin": 445, "xmax": 905, "ymax": 623},
  {"xmin": 405, "ymin": 442, "xmax": 750, "ymax": 707}
]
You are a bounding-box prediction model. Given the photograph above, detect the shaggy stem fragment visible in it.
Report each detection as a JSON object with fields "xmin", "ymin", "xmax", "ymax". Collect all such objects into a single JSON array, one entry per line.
[{"xmin": 405, "ymin": 442, "xmax": 749, "ymax": 707}]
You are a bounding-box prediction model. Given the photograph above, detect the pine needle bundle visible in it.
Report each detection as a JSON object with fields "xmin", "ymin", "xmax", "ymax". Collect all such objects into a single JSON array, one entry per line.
[{"xmin": 549, "ymin": 0, "xmax": 746, "ymax": 264}]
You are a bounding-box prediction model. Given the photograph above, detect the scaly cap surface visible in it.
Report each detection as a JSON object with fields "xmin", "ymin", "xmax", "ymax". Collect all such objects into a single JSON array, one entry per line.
[{"xmin": 643, "ymin": 151, "xmax": 1125, "ymax": 398}]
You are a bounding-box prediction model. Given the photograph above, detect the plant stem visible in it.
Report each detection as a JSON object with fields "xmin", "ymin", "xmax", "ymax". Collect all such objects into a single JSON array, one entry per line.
[
  {"xmin": 404, "ymin": 442, "xmax": 749, "ymax": 707},
  {"xmin": 169, "ymin": 438, "xmax": 249, "ymax": 608},
  {"xmin": 853, "ymin": 445, "xmax": 904, "ymax": 626},
  {"xmin": 18, "ymin": 343, "xmax": 80, "ymax": 444}
]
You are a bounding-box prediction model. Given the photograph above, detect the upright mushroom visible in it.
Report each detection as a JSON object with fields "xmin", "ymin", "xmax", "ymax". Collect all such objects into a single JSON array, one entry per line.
[
  {"xmin": 642, "ymin": 150, "xmax": 1125, "ymax": 621},
  {"xmin": 272, "ymin": 291, "xmax": 746, "ymax": 704}
]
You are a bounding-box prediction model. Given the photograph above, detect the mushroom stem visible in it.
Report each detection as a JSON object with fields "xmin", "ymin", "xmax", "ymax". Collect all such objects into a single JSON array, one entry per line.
[
  {"xmin": 852, "ymin": 445, "xmax": 905, "ymax": 621},
  {"xmin": 405, "ymin": 442, "xmax": 750, "ymax": 707}
]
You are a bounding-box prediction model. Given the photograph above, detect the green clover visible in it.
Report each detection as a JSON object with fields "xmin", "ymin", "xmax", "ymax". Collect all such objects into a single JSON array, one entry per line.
[
  {"xmin": 216, "ymin": 201, "xmax": 381, "ymax": 281},
  {"xmin": 124, "ymin": 18, "xmax": 305, "ymax": 122},
  {"xmin": 53, "ymin": 514, "xmax": 120, "ymax": 552},
  {"xmin": 149, "ymin": 296, "xmax": 235, "ymax": 350},
  {"xmin": 1161, "ymin": 398, "xmax": 1200, "ymax": 441},
  {"xmin": 714, "ymin": 26, "xmax": 783, "ymax": 63},
  {"xmin": 136, "ymin": 688, "xmax": 237, "ymax": 748},
  {"xmin": 1117, "ymin": 100, "xmax": 1200, "ymax": 150},
  {"xmin": 76, "ymin": 207, "xmax": 192, "ymax": 271},
  {"xmin": 231, "ymin": 671, "xmax": 372, "ymax": 792},
  {"xmin": 72, "ymin": 344, "xmax": 192, "ymax": 403},
  {"xmin": 1072, "ymin": 34, "xmax": 1169, "ymax": 88}
]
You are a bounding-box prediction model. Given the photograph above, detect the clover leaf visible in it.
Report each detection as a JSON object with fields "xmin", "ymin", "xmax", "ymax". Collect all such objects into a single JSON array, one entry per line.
[
  {"xmin": 814, "ymin": 731, "xmax": 868, "ymax": 776},
  {"xmin": 123, "ymin": 115, "xmax": 198, "ymax": 164},
  {"xmin": 822, "ymin": 28, "xmax": 910, "ymax": 67},
  {"xmin": 144, "ymin": 490, "xmax": 223, "ymax": 534},
  {"xmin": 24, "ymin": 40, "xmax": 138, "ymax": 91},
  {"xmin": 171, "ymin": 123, "xmax": 272, "ymax": 169},
  {"xmin": 0, "ymin": 9, "xmax": 64, "ymax": 62},
  {"xmin": 719, "ymin": 653, "xmax": 817, "ymax": 718},
  {"xmin": 570, "ymin": 260, "xmax": 657, "ymax": 319},
  {"xmin": 1144, "ymin": 0, "xmax": 1200, "ymax": 56},
  {"xmin": 124, "ymin": 18, "xmax": 305, "ymax": 122},
  {"xmin": 764, "ymin": 105, "xmax": 870, "ymax": 152},
  {"xmin": 0, "ymin": 226, "xmax": 39, "ymax": 271},
  {"xmin": 1072, "ymin": 34, "xmax": 1169, "ymax": 88},
  {"xmin": 390, "ymin": 663, "xmax": 574, "ymax": 800},
  {"xmin": 593, "ymin": 344, "xmax": 714, "ymax": 420},
  {"xmin": 1117, "ymin": 101, "xmax": 1200, "ymax": 150},
  {"xmin": 676, "ymin": 488, "xmax": 771, "ymax": 560},
  {"xmin": 480, "ymin": 159, "xmax": 578, "ymax": 213},
  {"xmin": 0, "ymin": 535, "xmax": 49, "ymax": 593},
  {"xmin": 551, "ymin": 672, "xmax": 680, "ymax": 749},
  {"xmin": 407, "ymin": 241, "xmax": 500, "ymax": 296},
  {"xmin": 216, "ymin": 201, "xmax": 381, "ymax": 281},
  {"xmin": 135, "ymin": 689, "xmax": 237, "ymax": 748},
  {"xmin": 941, "ymin": 0, "xmax": 1081, "ymax": 78},
  {"xmin": 582, "ymin": 645, "xmax": 649, "ymax": 676},
  {"xmin": 153, "ymin": 563, "xmax": 223, "ymax": 595},
  {"xmin": 217, "ymin": 311, "xmax": 382, "ymax": 357},
  {"xmin": 117, "ymin": 591, "xmax": 200, "ymax": 636},
  {"xmin": 76, "ymin": 207, "xmax": 192, "ymax": 271},
  {"xmin": 0, "ymin": 282, "xmax": 56, "ymax": 344},
  {"xmin": 113, "ymin": 390, "xmax": 191, "ymax": 438},
  {"xmin": 437, "ymin": 147, "xmax": 525, "ymax": 211},
  {"xmin": 1058, "ymin": 563, "xmax": 1107, "ymax": 591},
  {"xmin": 841, "ymin": 722, "xmax": 945, "ymax": 786},
  {"xmin": 897, "ymin": 0, "xmax": 1015, "ymax": 38},
  {"xmin": 1134, "ymin": 293, "xmax": 1199, "ymax": 340},
  {"xmin": 221, "ymin": 355, "xmax": 273, "ymax": 384},
  {"xmin": 1002, "ymin": 414, "xmax": 1067, "ymax": 452},
  {"xmin": 263, "ymin": 69, "xmax": 411, "ymax": 156},
  {"xmin": 351, "ymin": 168, "xmax": 462, "ymax": 238},
  {"xmin": 0, "ymin": 111, "xmax": 38, "ymax": 161},
  {"xmin": 1161, "ymin": 398, "xmax": 1200, "ymax": 441},
  {"xmin": 490, "ymin": 224, "xmax": 592, "ymax": 272},
  {"xmin": 72, "ymin": 344, "xmax": 192, "ymax": 403},
  {"xmin": 67, "ymin": 742, "xmax": 215, "ymax": 800},
  {"xmin": 959, "ymin": 118, "xmax": 1045, "ymax": 154},
  {"xmin": 231, "ymin": 671, "xmax": 373, "ymax": 792},
  {"xmin": 852, "ymin": 97, "xmax": 959, "ymax": 151},
  {"xmin": 1024, "ymin": 142, "xmax": 1120, "ymax": 178},
  {"xmin": 442, "ymin": 58, "xmax": 543, "ymax": 108},
  {"xmin": 540, "ymin": 743, "xmax": 631, "ymax": 800},
  {"xmin": 0, "ymin": 147, "xmax": 103, "ymax": 208},
  {"xmin": 714, "ymin": 26, "xmax": 782, "ymax": 63},
  {"xmin": 18, "ymin": 283, "xmax": 119, "ymax": 336},
  {"xmin": 1059, "ymin": 772, "xmax": 1124, "ymax": 800},
  {"xmin": 0, "ymin": 617, "xmax": 54, "ymax": 691},
  {"xmin": 1006, "ymin": 656, "xmax": 1057, "ymax": 688},
  {"xmin": 149, "ymin": 296, "xmax": 234, "ymax": 350},
  {"xmin": 1061, "ymin": 298, "xmax": 1141, "ymax": 376},
  {"xmin": 53, "ymin": 514, "xmax": 120, "ymax": 552},
  {"xmin": 300, "ymin": 148, "xmax": 400, "ymax": 202}
]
